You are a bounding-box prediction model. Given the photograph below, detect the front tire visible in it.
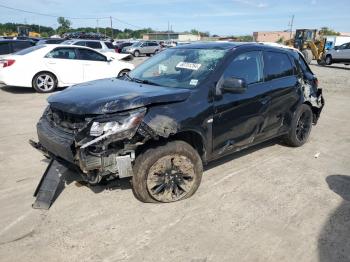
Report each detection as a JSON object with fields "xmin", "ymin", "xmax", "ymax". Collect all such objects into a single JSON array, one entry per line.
[
  {"xmin": 133, "ymin": 50, "xmax": 140, "ymax": 57},
  {"xmin": 32, "ymin": 72, "xmax": 57, "ymax": 93},
  {"xmin": 132, "ymin": 141, "xmax": 203, "ymax": 203},
  {"xmin": 325, "ymin": 55, "xmax": 332, "ymax": 65},
  {"xmin": 284, "ymin": 104, "xmax": 313, "ymax": 147}
]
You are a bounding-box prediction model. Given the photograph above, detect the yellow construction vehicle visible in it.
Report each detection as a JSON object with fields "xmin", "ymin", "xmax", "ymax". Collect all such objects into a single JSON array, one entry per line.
[{"xmin": 286, "ymin": 29, "xmax": 326, "ymax": 65}]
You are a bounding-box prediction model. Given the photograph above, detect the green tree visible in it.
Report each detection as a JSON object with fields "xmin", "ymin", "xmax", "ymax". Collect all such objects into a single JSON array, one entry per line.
[
  {"xmin": 57, "ymin": 17, "xmax": 71, "ymax": 35},
  {"xmin": 319, "ymin": 27, "xmax": 340, "ymax": 36}
]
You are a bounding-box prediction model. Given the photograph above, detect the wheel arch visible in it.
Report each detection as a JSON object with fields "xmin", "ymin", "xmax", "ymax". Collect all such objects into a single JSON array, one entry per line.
[
  {"xmin": 136, "ymin": 129, "xmax": 207, "ymax": 163},
  {"xmin": 32, "ymin": 71, "xmax": 59, "ymax": 87}
]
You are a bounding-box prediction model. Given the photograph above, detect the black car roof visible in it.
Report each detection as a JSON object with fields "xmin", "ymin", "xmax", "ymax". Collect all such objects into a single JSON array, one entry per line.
[
  {"xmin": 174, "ymin": 42, "xmax": 296, "ymax": 54},
  {"xmin": 175, "ymin": 42, "xmax": 257, "ymax": 50},
  {"xmin": 0, "ymin": 39, "xmax": 33, "ymax": 42}
]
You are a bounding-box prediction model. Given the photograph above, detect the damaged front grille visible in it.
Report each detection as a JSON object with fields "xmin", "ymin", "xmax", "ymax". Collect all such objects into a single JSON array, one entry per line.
[{"xmin": 45, "ymin": 107, "xmax": 89, "ymax": 132}]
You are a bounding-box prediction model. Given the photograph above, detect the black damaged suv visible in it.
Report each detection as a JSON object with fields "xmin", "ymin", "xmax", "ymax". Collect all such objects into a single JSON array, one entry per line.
[{"xmin": 33, "ymin": 42, "xmax": 324, "ymax": 203}]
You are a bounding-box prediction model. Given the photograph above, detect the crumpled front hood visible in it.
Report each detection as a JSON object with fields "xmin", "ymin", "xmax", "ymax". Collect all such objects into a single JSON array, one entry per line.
[{"xmin": 48, "ymin": 78, "xmax": 191, "ymax": 115}]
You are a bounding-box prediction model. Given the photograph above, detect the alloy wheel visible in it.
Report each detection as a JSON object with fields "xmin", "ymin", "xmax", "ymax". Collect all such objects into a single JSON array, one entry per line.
[
  {"xmin": 36, "ymin": 74, "xmax": 55, "ymax": 92},
  {"xmin": 146, "ymin": 154, "xmax": 195, "ymax": 202},
  {"xmin": 296, "ymin": 111, "xmax": 312, "ymax": 142}
]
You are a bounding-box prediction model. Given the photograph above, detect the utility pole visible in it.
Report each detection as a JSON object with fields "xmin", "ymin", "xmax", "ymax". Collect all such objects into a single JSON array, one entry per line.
[
  {"xmin": 110, "ymin": 16, "xmax": 113, "ymax": 39},
  {"xmin": 96, "ymin": 19, "xmax": 99, "ymax": 34},
  {"xmin": 167, "ymin": 21, "xmax": 170, "ymax": 40},
  {"xmin": 289, "ymin": 15, "xmax": 294, "ymax": 40}
]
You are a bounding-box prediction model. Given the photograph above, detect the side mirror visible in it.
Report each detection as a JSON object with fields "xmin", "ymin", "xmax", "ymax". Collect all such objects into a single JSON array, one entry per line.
[{"xmin": 221, "ymin": 77, "xmax": 247, "ymax": 93}]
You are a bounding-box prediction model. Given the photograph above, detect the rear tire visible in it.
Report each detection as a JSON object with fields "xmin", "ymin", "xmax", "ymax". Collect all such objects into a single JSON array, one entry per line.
[
  {"xmin": 325, "ymin": 55, "xmax": 332, "ymax": 65},
  {"xmin": 284, "ymin": 104, "xmax": 313, "ymax": 147},
  {"xmin": 132, "ymin": 140, "xmax": 203, "ymax": 203},
  {"xmin": 302, "ymin": 49, "xmax": 313, "ymax": 64},
  {"xmin": 32, "ymin": 72, "xmax": 57, "ymax": 93}
]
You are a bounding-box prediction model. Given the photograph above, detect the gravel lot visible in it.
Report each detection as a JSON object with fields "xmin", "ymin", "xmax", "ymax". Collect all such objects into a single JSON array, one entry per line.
[{"xmin": 0, "ymin": 59, "xmax": 349, "ymax": 262}]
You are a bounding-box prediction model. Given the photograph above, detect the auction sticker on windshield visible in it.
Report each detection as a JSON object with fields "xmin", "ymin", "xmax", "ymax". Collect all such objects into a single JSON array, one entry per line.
[{"xmin": 176, "ymin": 62, "xmax": 201, "ymax": 71}]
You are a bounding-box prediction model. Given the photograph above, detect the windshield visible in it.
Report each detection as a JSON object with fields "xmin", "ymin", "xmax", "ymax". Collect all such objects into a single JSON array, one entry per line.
[
  {"xmin": 129, "ymin": 48, "xmax": 227, "ymax": 89},
  {"xmin": 14, "ymin": 45, "xmax": 45, "ymax": 55},
  {"xmin": 131, "ymin": 42, "xmax": 142, "ymax": 47}
]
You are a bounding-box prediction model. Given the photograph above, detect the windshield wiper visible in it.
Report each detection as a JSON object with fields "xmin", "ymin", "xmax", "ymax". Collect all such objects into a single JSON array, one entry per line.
[{"xmin": 131, "ymin": 78, "xmax": 161, "ymax": 86}]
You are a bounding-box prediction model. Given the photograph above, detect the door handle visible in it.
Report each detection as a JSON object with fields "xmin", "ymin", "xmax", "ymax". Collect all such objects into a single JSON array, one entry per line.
[
  {"xmin": 47, "ymin": 62, "xmax": 56, "ymax": 64},
  {"xmin": 259, "ymin": 96, "xmax": 271, "ymax": 105}
]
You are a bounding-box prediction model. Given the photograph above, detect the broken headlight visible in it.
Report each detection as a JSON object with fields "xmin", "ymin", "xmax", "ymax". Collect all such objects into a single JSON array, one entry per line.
[{"xmin": 90, "ymin": 108, "xmax": 146, "ymax": 137}]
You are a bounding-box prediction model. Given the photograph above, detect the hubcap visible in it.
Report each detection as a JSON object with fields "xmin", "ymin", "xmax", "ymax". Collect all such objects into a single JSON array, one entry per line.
[
  {"xmin": 296, "ymin": 111, "xmax": 311, "ymax": 142},
  {"xmin": 36, "ymin": 74, "xmax": 54, "ymax": 91},
  {"xmin": 146, "ymin": 154, "xmax": 195, "ymax": 202}
]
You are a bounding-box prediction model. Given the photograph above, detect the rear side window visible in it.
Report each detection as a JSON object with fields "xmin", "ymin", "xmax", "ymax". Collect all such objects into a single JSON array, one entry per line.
[
  {"xmin": 86, "ymin": 41, "xmax": 102, "ymax": 49},
  {"xmin": 104, "ymin": 42, "xmax": 114, "ymax": 49},
  {"xmin": 77, "ymin": 48, "xmax": 106, "ymax": 61},
  {"xmin": 75, "ymin": 41, "xmax": 86, "ymax": 47},
  {"xmin": 12, "ymin": 41, "xmax": 33, "ymax": 52},
  {"xmin": 222, "ymin": 51, "xmax": 263, "ymax": 85},
  {"xmin": 0, "ymin": 42, "xmax": 10, "ymax": 55},
  {"xmin": 264, "ymin": 52, "xmax": 294, "ymax": 81},
  {"xmin": 46, "ymin": 48, "xmax": 77, "ymax": 59}
]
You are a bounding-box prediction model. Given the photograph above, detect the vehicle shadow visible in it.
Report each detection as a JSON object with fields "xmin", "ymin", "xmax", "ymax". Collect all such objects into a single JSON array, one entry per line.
[
  {"xmin": 318, "ymin": 175, "xmax": 350, "ymax": 262},
  {"xmin": 44, "ymin": 137, "xmax": 282, "ymax": 207},
  {"xmin": 315, "ymin": 64, "xmax": 350, "ymax": 71},
  {"xmin": 0, "ymin": 85, "xmax": 64, "ymax": 94},
  {"xmin": 204, "ymin": 138, "xmax": 281, "ymax": 171},
  {"xmin": 44, "ymin": 163, "xmax": 132, "ymax": 208}
]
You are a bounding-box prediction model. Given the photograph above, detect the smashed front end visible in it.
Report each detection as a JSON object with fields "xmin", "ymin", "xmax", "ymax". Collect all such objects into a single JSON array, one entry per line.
[{"xmin": 34, "ymin": 106, "xmax": 152, "ymax": 184}]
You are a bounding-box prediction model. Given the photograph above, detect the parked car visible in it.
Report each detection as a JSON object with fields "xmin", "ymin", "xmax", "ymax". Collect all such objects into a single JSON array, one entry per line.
[
  {"xmin": 61, "ymin": 39, "xmax": 116, "ymax": 53},
  {"xmin": 36, "ymin": 38, "xmax": 65, "ymax": 45},
  {"xmin": 122, "ymin": 41, "xmax": 161, "ymax": 57},
  {"xmin": 31, "ymin": 42, "xmax": 324, "ymax": 204},
  {"xmin": 115, "ymin": 42, "xmax": 133, "ymax": 53},
  {"xmin": 0, "ymin": 44, "xmax": 134, "ymax": 93},
  {"xmin": 0, "ymin": 39, "xmax": 35, "ymax": 58},
  {"xmin": 325, "ymin": 42, "xmax": 350, "ymax": 65}
]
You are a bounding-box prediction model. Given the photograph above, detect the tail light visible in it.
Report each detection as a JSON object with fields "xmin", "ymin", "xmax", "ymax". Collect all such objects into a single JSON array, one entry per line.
[
  {"xmin": 0, "ymin": 59, "xmax": 15, "ymax": 68},
  {"xmin": 115, "ymin": 48, "xmax": 119, "ymax": 53}
]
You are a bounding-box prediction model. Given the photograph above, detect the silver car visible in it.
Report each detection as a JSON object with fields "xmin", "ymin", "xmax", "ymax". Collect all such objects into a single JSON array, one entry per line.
[
  {"xmin": 61, "ymin": 39, "xmax": 115, "ymax": 54},
  {"xmin": 122, "ymin": 41, "xmax": 160, "ymax": 57},
  {"xmin": 325, "ymin": 42, "xmax": 350, "ymax": 65}
]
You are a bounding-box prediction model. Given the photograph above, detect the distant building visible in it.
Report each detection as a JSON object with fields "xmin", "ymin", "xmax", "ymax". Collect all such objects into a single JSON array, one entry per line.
[
  {"xmin": 253, "ymin": 31, "xmax": 294, "ymax": 42},
  {"xmin": 339, "ymin": 32, "xmax": 350, "ymax": 36},
  {"xmin": 143, "ymin": 32, "xmax": 201, "ymax": 41}
]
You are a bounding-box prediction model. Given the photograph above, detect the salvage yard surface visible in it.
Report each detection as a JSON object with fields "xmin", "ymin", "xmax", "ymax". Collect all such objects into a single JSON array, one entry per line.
[{"xmin": 0, "ymin": 59, "xmax": 349, "ymax": 262}]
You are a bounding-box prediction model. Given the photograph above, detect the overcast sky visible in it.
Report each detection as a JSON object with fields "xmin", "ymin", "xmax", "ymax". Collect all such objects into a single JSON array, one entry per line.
[{"xmin": 0, "ymin": 0, "xmax": 349, "ymax": 35}]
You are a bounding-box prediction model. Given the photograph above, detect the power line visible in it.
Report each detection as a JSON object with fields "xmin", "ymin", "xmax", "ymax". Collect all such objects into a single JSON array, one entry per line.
[
  {"xmin": 0, "ymin": 3, "xmax": 109, "ymax": 20},
  {"xmin": 0, "ymin": 3, "xmax": 147, "ymax": 30},
  {"xmin": 111, "ymin": 17, "xmax": 142, "ymax": 29}
]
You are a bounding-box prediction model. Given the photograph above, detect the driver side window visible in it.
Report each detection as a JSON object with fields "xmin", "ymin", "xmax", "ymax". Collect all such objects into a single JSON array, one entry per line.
[{"xmin": 222, "ymin": 51, "xmax": 263, "ymax": 85}]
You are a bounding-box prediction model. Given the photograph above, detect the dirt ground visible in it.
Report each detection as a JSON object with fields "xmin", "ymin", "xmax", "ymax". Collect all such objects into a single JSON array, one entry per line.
[{"xmin": 0, "ymin": 59, "xmax": 349, "ymax": 262}]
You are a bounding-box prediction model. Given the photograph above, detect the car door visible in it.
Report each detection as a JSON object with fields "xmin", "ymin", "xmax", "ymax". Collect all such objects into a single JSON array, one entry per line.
[
  {"xmin": 344, "ymin": 43, "xmax": 350, "ymax": 60},
  {"xmin": 44, "ymin": 47, "xmax": 84, "ymax": 85},
  {"xmin": 332, "ymin": 43, "xmax": 347, "ymax": 60},
  {"xmin": 76, "ymin": 48, "xmax": 112, "ymax": 82},
  {"xmin": 212, "ymin": 50, "xmax": 271, "ymax": 157},
  {"xmin": 142, "ymin": 42, "xmax": 151, "ymax": 54},
  {"xmin": 85, "ymin": 41, "xmax": 103, "ymax": 52},
  {"xmin": 258, "ymin": 51, "xmax": 300, "ymax": 139}
]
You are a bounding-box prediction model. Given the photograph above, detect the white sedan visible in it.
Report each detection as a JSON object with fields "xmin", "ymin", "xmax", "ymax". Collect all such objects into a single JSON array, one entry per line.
[{"xmin": 0, "ymin": 44, "xmax": 134, "ymax": 93}]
